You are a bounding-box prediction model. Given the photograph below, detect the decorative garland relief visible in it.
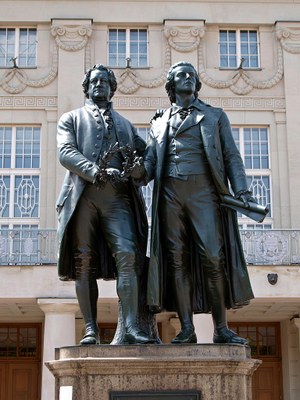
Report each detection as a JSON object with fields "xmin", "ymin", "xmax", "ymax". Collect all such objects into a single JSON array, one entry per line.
[{"xmin": 0, "ymin": 24, "xmax": 300, "ymax": 95}]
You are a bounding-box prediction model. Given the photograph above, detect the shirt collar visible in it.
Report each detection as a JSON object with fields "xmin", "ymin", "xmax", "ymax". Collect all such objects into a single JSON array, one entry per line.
[
  {"xmin": 170, "ymin": 99, "xmax": 201, "ymax": 116},
  {"xmin": 86, "ymin": 98, "xmax": 113, "ymax": 111}
]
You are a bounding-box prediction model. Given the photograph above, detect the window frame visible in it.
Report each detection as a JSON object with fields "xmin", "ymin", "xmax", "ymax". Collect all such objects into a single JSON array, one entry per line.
[
  {"xmin": 0, "ymin": 323, "xmax": 41, "ymax": 360},
  {"xmin": 0, "ymin": 125, "xmax": 41, "ymax": 227},
  {"xmin": 232, "ymin": 126, "xmax": 272, "ymax": 229},
  {"xmin": 107, "ymin": 27, "xmax": 149, "ymax": 68},
  {"xmin": 0, "ymin": 27, "xmax": 37, "ymax": 68},
  {"xmin": 219, "ymin": 28, "xmax": 260, "ymax": 70}
]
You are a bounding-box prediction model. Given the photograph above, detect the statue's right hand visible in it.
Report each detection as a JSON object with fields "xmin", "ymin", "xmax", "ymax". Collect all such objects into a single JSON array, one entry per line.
[{"xmin": 150, "ymin": 109, "xmax": 165, "ymax": 123}]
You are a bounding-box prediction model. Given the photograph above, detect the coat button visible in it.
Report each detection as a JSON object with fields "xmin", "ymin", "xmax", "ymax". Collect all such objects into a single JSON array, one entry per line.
[
  {"xmin": 92, "ymin": 152, "xmax": 97, "ymax": 157},
  {"xmin": 96, "ymin": 135, "xmax": 101, "ymax": 139},
  {"xmin": 95, "ymin": 143, "xmax": 99, "ymax": 149}
]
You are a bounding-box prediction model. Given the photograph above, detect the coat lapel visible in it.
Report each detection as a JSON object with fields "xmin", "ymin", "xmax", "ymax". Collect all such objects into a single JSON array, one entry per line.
[
  {"xmin": 176, "ymin": 112, "xmax": 204, "ymax": 135},
  {"xmin": 111, "ymin": 111, "xmax": 126, "ymax": 146}
]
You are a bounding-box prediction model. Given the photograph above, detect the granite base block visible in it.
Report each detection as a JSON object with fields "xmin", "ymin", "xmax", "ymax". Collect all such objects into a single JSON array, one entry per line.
[{"xmin": 46, "ymin": 344, "xmax": 261, "ymax": 400}]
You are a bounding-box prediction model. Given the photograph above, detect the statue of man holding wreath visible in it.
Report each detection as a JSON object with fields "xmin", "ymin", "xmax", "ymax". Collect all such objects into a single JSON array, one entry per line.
[{"xmin": 56, "ymin": 64, "xmax": 153, "ymax": 345}]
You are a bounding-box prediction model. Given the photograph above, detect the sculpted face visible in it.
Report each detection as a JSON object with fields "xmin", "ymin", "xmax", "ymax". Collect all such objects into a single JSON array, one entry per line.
[
  {"xmin": 173, "ymin": 65, "xmax": 196, "ymax": 97},
  {"xmin": 88, "ymin": 69, "xmax": 111, "ymax": 102}
]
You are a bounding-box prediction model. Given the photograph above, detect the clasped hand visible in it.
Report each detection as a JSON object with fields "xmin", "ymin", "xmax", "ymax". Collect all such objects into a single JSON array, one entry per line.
[
  {"xmin": 128, "ymin": 155, "xmax": 145, "ymax": 179},
  {"xmin": 93, "ymin": 158, "xmax": 145, "ymax": 188},
  {"xmin": 93, "ymin": 167, "xmax": 121, "ymax": 188}
]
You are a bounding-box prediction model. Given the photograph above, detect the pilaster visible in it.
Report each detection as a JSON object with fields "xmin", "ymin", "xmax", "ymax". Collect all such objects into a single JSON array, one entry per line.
[
  {"xmin": 37, "ymin": 298, "xmax": 79, "ymax": 400},
  {"xmin": 273, "ymin": 110, "xmax": 290, "ymax": 227},
  {"xmin": 51, "ymin": 19, "xmax": 92, "ymax": 118},
  {"xmin": 276, "ymin": 21, "xmax": 300, "ymax": 226}
]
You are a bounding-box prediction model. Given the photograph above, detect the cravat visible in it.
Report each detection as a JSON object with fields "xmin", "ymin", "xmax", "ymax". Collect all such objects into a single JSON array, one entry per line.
[
  {"xmin": 103, "ymin": 107, "xmax": 114, "ymax": 133},
  {"xmin": 178, "ymin": 107, "xmax": 193, "ymax": 120}
]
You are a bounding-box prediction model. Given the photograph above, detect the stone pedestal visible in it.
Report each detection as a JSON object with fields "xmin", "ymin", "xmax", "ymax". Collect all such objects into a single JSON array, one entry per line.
[{"xmin": 46, "ymin": 344, "xmax": 261, "ymax": 400}]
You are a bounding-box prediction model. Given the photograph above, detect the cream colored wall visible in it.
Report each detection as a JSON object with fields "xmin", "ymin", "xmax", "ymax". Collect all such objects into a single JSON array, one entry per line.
[
  {"xmin": 1, "ymin": 2, "xmax": 300, "ymax": 399},
  {"xmin": 1, "ymin": 5, "xmax": 300, "ymax": 229}
]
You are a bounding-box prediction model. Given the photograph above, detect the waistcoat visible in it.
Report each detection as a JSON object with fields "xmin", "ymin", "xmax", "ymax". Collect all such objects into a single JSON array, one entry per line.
[{"xmin": 163, "ymin": 112, "xmax": 209, "ymax": 178}]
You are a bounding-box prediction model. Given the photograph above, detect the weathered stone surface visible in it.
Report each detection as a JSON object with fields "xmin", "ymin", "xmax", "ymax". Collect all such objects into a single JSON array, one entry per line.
[{"xmin": 46, "ymin": 344, "xmax": 261, "ymax": 400}]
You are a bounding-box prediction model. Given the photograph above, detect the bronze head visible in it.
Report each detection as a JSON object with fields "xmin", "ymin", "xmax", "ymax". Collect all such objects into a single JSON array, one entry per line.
[
  {"xmin": 165, "ymin": 61, "xmax": 201, "ymax": 104},
  {"xmin": 82, "ymin": 64, "xmax": 117, "ymax": 100}
]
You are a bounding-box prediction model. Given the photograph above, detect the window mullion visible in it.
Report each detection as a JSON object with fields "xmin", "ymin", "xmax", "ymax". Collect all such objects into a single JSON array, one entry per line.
[
  {"xmin": 257, "ymin": 31, "xmax": 261, "ymax": 68},
  {"xmin": 8, "ymin": 127, "xmax": 16, "ymax": 219},
  {"xmin": 239, "ymin": 127, "xmax": 245, "ymax": 162},
  {"xmin": 11, "ymin": 126, "xmax": 16, "ymax": 169},
  {"xmin": 9, "ymin": 174, "xmax": 14, "ymax": 219},
  {"xmin": 15, "ymin": 28, "xmax": 20, "ymax": 60},
  {"xmin": 126, "ymin": 29, "xmax": 130, "ymax": 60},
  {"xmin": 236, "ymin": 29, "xmax": 241, "ymax": 67}
]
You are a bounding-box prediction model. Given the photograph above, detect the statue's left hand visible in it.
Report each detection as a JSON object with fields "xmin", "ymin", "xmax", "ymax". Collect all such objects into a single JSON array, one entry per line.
[
  {"xmin": 235, "ymin": 190, "xmax": 257, "ymax": 208},
  {"xmin": 129, "ymin": 156, "xmax": 146, "ymax": 179}
]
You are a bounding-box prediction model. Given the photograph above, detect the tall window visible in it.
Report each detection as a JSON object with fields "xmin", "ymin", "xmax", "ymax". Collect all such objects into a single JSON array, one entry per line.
[
  {"xmin": 0, "ymin": 28, "xmax": 37, "ymax": 68},
  {"xmin": 0, "ymin": 126, "xmax": 40, "ymax": 224},
  {"xmin": 0, "ymin": 127, "xmax": 41, "ymax": 264},
  {"xmin": 219, "ymin": 30, "xmax": 259, "ymax": 69},
  {"xmin": 232, "ymin": 127, "xmax": 271, "ymax": 228},
  {"xmin": 108, "ymin": 28, "xmax": 148, "ymax": 67}
]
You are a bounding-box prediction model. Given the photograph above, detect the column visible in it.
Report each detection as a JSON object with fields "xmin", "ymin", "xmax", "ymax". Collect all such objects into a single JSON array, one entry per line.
[
  {"xmin": 38, "ymin": 298, "xmax": 79, "ymax": 400},
  {"xmin": 51, "ymin": 19, "xmax": 92, "ymax": 196},
  {"xmin": 292, "ymin": 317, "xmax": 300, "ymax": 368},
  {"xmin": 163, "ymin": 19, "xmax": 205, "ymax": 68},
  {"xmin": 273, "ymin": 110, "xmax": 290, "ymax": 227},
  {"xmin": 276, "ymin": 22, "xmax": 300, "ymax": 226},
  {"xmin": 51, "ymin": 19, "xmax": 92, "ymax": 118}
]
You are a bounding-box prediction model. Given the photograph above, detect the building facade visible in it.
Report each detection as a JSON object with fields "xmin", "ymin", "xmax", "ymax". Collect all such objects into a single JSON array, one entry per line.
[{"xmin": 0, "ymin": 1, "xmax": 300, "ymax": 399}]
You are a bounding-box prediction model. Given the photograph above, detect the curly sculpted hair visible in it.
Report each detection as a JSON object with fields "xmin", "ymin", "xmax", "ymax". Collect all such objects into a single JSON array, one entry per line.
[
  {"xmin": 165, "ymin": 61, "xmax": 202, "ymax": 104},
  {"xmin": 82, "ymin": 64, "xmax": 117, "ymax": 100}
]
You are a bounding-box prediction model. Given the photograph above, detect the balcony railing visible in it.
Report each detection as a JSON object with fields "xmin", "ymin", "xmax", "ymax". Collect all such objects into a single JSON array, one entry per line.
[
  {"xmin": 0, "ymin": 229, "xmax": 57, "ymax": 265},
  {"xmin": 240, "ymin": 229, "xmax": 300, "ymax": 265},
  {"xmin": 0, "ymin": 229, "xmax": 299, "ymax": 266}
]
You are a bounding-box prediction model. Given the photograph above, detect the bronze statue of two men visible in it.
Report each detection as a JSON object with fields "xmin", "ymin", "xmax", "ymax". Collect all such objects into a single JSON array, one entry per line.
[{"xmin": 56, "ymin": 61, "xmax": 255, "ymax": 345}]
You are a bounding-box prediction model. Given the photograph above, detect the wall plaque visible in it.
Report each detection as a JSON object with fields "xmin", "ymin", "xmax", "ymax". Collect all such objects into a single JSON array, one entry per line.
[{"xmin": 109, "ymin": 391, "xmax": 201, "ymax": 400}]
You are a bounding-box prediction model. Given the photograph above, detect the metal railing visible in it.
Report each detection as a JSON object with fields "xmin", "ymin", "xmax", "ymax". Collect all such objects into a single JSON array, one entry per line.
[
  {"xmin": 240, "ymin": 229, "xmax": 300, "ymax": 265},
  {"xmin": 0, "ymin": 229, "xmax": 57, "ymax": 265},
  {"xmin": 0, "ymin": 229, "xmax": 299, "ymax": 266}
]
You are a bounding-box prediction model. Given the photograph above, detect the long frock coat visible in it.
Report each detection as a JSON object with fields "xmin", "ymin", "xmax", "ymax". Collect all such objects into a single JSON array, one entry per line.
[
  {"xmin": 143, "ymin": 98, "xmax": 254, "ymax": 313},
  {"xmin": 56, "ymin": 99, "xmax": 148, "ymax": 281}
]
